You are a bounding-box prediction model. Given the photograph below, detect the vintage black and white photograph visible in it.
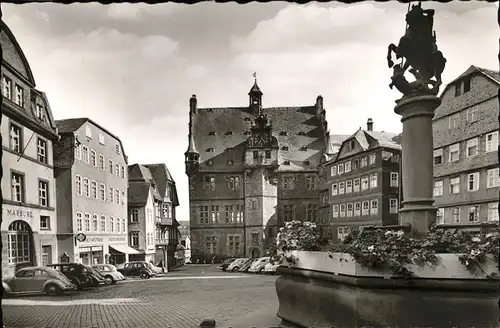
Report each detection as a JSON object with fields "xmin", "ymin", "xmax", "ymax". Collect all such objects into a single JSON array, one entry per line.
[{"xmin": 1, "ymin": 1, "xmax": 499, "ymax": 327}]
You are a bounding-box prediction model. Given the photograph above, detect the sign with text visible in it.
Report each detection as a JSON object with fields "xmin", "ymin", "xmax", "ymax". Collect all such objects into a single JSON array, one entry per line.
[
  {"xmin": 78, "ymin": 235, "xmax": 127, "ymax": 247},
  {"xmin": 3, "ymin": 207, "xmax": 34, "ymax": 219}
]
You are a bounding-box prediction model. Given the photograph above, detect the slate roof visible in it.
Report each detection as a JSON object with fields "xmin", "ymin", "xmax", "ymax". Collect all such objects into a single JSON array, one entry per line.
[
  {"xmin": 191, "ymin": 105, "xmax": 327, "ymax": 172},
  {"xmin": 440, "ymin": 65, "xmax": 500, "ymax": 97},
  {"xmin": 55, "ymin": 117, "xmax": 128, "ymax": 163},
  {"xmin": 144, "ymin": 163, "xmax": 180, "ymax": 207},
  {"xmin": 129, "ymin": 164, "xmax": 154, "ymax": 182},
  {"xmin": 128, "ymin": 182, "xmax": 152, "ymax": 207}
]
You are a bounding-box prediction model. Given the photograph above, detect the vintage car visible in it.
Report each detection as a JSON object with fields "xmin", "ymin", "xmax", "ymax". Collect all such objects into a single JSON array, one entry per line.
[
  {"xmin": 92, "ymin": 264, "xmax": 125, "ymax": 285},
  {"xmin": 2, "ymin": 266, "xmax": 77, "ymax": 296}
]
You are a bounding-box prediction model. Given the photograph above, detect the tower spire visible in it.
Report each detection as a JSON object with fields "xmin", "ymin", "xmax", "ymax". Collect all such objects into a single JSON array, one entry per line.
[{"xmin": 249, "ymin": 73, "xmax": 263, "ymax": 115}]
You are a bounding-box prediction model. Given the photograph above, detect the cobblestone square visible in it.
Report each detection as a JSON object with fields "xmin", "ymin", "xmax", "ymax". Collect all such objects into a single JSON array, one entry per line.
[{"xmin": 2, "ymin": 265, "xmax": 281, "ymax": 328}]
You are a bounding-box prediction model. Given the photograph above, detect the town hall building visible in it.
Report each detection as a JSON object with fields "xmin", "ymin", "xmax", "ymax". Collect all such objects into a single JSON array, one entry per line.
[{"xmin": 185, "ymin": 78, "xmax": 341, "ymax": 259}]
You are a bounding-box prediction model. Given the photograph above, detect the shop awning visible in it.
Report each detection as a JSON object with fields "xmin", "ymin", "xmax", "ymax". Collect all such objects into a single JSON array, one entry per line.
[{"xmin": 110, "ymin": 245, "xmax": 144, "ymax": 255}]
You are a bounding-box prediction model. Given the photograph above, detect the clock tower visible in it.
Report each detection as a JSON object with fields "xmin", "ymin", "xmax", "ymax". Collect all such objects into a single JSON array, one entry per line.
[{"xmin": 249, "ymin": 76, "xmax": 263, "ymax": 117}]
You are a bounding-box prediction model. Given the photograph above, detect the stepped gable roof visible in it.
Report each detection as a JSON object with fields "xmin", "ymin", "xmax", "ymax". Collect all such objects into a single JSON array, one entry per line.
[{"xmin": 192, "ymin": 105, "xmax": 326, "ymax": 172}]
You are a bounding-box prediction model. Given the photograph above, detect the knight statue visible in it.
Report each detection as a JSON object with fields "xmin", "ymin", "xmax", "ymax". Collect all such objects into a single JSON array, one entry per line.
[{"xmin": 387, "ymin": 2, "xmax": 447, "ymax": 99}]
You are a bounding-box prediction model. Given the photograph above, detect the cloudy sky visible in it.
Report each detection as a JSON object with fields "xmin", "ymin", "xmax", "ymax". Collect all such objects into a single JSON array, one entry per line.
[{"xmin": 3, "ymin": 2, "xmax": 498, "ymax": 220}]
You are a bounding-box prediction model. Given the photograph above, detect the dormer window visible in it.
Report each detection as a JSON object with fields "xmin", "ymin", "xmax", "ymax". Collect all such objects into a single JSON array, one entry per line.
[
  {"xmin": 349, "ymin": 140, "xmax": 355, "ymax": 150},
  {"xmin": 207, "ymin": 160, "xmax": 213, "ymax": 166},
  {"xmin": 208, "ymin": 131, "xmax": 216, "ymax": 136},
  {"xmin": 225, "ymin": 131, "xmax": 233, "ymax": 136},
  {"xmin": 206, "ymin": 147, "xmax": 215, "ymax": 152},
  {"xmin": 298, "ymin": 131, "xmax": 306, "ymax": 136},
  {"xmin": 303, "ymin": 160, "xmax": 310, "ymax": 166},
  {"xmin": 283, "ymin": 160, "xmax": 291, "ymax": 165},
  {"xmin": 35, "ymin": 104, "xmax": 44, "ymax": 119},
  {"xmin": 279, "ymin": 131, "xmax": 288, "ymax": 136},
  {"xmin": 281, "ymin": 146, "xmax": 289, "ymax": 151},
  {"xmin": 299, "ymin": 146, "xmax": 307, "ymax": 151},
  {"xmin": 227, "ymin": 160, "xmax": 234, "ymax": 166},
  {"xmin": 455, "ymin": 76, "xmax": 472, "ymax": 97}
]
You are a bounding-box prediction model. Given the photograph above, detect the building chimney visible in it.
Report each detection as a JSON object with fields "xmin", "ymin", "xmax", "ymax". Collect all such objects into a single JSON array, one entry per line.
[
  {"xmin": 316, "ymin": 95, "xmax": 324, "ymax": 115},
  {"xmin": 366, "ymin": 118, "xmax": 373, "ymax": 131},
  {"xmin": 190, "ymin": 95, "xmax": 197, "ymax": 114}
]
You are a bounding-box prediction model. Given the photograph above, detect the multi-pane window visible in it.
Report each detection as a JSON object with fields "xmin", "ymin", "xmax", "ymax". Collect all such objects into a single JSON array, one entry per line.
[
  {"xmin": 90, "ymin": 150, "xmax": 97, "ymax": 167},
  {"xmin": 467, "ymin": 172, "xmax": 480, "ymax": 192},
  {"xmin": 362, "ymin": 201, "xmax": 369, "ymax": 216},
  {"xmin": 369, "ymin": 154, "xmax": 376, "ymax": 165},
  {"xmin": 227, "ymin": 177, "xmax": 240, "ymax": 191},
  {"xmin": 37, "ymin": 138, "xmax": 47, "ymax": 163},
  {"xmin": 115, "ymin": 189, "xmax": 120, "ymax": 204},
  {"xmin": 9, "ymin": 123, "xmax": 22, "ymax": 153},
  {"xmin": 370, "ymin": 174, "xmax": 378, "ymax": 188},
  {"xmin": 339, "ymin": 204, "xmax": 346, "ymax": 217},
  {"xmin": 448, "ymin": 143, "xmax": 460, "ymax": 162},
  {"xmin": 306, "ymin": 204, "xmax": 317, "ymax": 221},
  {"xmin": 466, "ymin": 138, "xmax": 479, "ymax": 157},
  {"xmin": 436, "ymin": 208, "xmax": 444, "ymax": 225},
  {"xmin": 83, "ymin": 178, "xmax": 90, "ymax": 197},
  {"xmin": 100, "ymin": 215, "xmax": 106, "ymax": 232},
  {"xmin": 82, "ymin": 146, "xmax": 89, "ymax": 163},
  {"xmin": 115, "ymin": 164, "xmax": 120, "ymax": 177},
  {"xmin": 433, "ymin": 180, "xmax": 443, "ymax": 196},
  {"xmin": 2, "ymin": 75, "xmax": 12, "ymax": 99},
  {"xmin": 391, "ymin": 154, "xmax": 400, "ymax": 163},
  {"xmin": 370, "ymin": 200, "xmax": 378, "ymax": 215},
  {"xmin": 92, "ymin": 214, "xmax": 98, "ymax": 231},
  {"xmin": 130, "ymin": 232, "xmax": 139, "ymax": 247},
  {"xmin": 448, "ymin": 113, "xmax": 460, "ymax": 129},
  {"xmin": 85, "ymin": 125, "xmax": 92, "ymax": 138},
  {"xmin": 346, "ymin": 203, "xmax": 353, "ymax": 217},
  {"xmin": 449, "ymin": 177, "xmax": 460, "ymax": 194},
  {"xmin": 305, "ymin": 176, "xmax": 316, "ymax": 190},
  {"xmin": 468, "ymin": 205, "xmax": 480, "ymax": 222},
  {"xmin": 390, "ymin": 172, "xmax": 399, "ymax": 187},
  {"xmin": 361, "ymin": 176, "xmax": 369, "ymax": 191},
  {"xmin": 199, "ymin": 206, "xmax": 209, "ymax": 224},
  {"xmin": 227, "ymin": 235, "xmax": 241, "ymax": 255},
  {"xmin": 283, "ymin": 176, "xmax": 294, "ymax": 190},
  {"xmin": 486, "ymin": 131, "xmax": 499, "ymax": 152},
  {"xmin": 451, "ymin": 207, "xmax": 460, "ymax": 223},
  {"xmin": 204, "ymin": 176, "xmax": 216, "ymax": 191},
  {"xmin": 467, "ymin": 107, "xmax": 479, "ymax": 122},
  {"xmin": 121, "ymin": 190, "xmax": 125, "ymax": 205},
  {"xmin": 337, "ymin": 227, "xmax": 349, "ymax": 242},
  {"xmin": 14, "ymin": 84, "xmax": 24, "ymax": 107},
  {"xmin": 360, "ymin": 157, "xmax": 368, "ymax": 167},
  {"xmin": 99, "ymin": 183, "xmax": 105, "ymax": 201},
  {"xmin": 109, "ymin": 160, "xmax": 114, "ymax": 174},
  {"xmin": 332, "ymin": 205, "xmax": 339, "ymax": 218},
  {"xmin": 116, "ymin": 218, "xmax": 121, "ymax": 233},
  {"xmin": 116, "ymin": 144, "xmax": 121, "ymax": 155},
  {"xmin": 284, "ymin": 205, "xmax": 294, "ymax": 221},
  {"xmin": 210, "ymin": 206, "xmax": 220, "ymax": 223},
  {"xmin": 353, "ymin": 179, "xmax": 360, "ymax": 192},
  {"xmin": 332, "ymin": 183, "xmax": 338, "ymax": 196},
  {"xmin": 339, "ymin": 182, "xmax": 345, "ymax": 194},
  {"xmin": 40, "ymin": 216, "xmax": 50, "ymax": 230},
  {"xmin": 110, "ymin": 217, "xmax": 115, "ymax": 232},
  {"xmin": 84, "ymin": 214, "xmax": 91, "ymax": 232},
  {"xmin": 225, "ymin": 205, "xmax": 234, "ymax": 223},
  {"xmin": 75, "ymin": 175, "xmax": 82, "ymax": 195},
  {"xmin": 433, "ymin": 149, "xmax": 443, "ymax": 165},
  {"xmin": 109, "ymin": 186, "xmax": 114, "ymax": 203},
  {"xmin": 487, "ymin": 168, "xmax": 500, "ymax": 188},
  {"xmin": 99, "ymin": 155, "xmax": 105, "ymax": 170},
  {"xmin": 121, "ymin": 166, "xmax": 125, "ymax": 179},
  {"xmin": 91, "ymin": 181, "xmax": 98, "ymax": 199},
  {"xmin": 344, "ymin": 161, "xmax": 351, "ymax": 173},
  {"xmin": 162, "ymin": 204, "xmax": 171, "ymax": 218},
  {"xmin": 346, "ymin": 180, "xmax": 352, "ymax": 193},
  {"xmin": 488, "ymin": 203, "xmax": 499, "ymax": 222},
  {"xmin": 75, "ymin": 143, "xmax": 82, "ymax": 160},
  {"xmin": 338, "ymin": 163, "xmax": 344, "ymax": 175},
  {"xmin": 7, "ymin": 223, "xmax": 30, "ymax": 264},
  {"xmin": 390, "ymin": 199, "xmax": 398, "ymax": 214},
  {"xmin": 11, "ymin": 172, "xmax": 25, "ymax": 202},
  {"xmin": 76, "ymin": 213, "xmax": 83, "ymax": 231},
  {"xmin": 331, "ymin": 166, "xmax": 337, "ymax": 176},
  {"xmin": 205, "ymin": 236, "xmax": 217, "ymax": 254},
  {"xmin": 353, "ymin": 160, "xmax": 359, "ymax": 170},
  {"xmin": 38, "ymin": 180, "xmax": 49, "ymax": 206},
  {"xmin": 354, "ymin": 202, "xmax": 361, "ymax": 216}
]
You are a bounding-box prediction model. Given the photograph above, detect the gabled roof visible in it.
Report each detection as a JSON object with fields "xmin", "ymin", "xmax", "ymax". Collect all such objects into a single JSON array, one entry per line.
[
  {"xmin": 440, "ymin": 65, "xmax": 500, "ymax": 98},
  {"xmin": 128, "ymin": 182, "xmax": 152, "ymax": 207},
  {"xmin": 55, "ymin": 117, "xmax": 128, "ymax": 163},
  {"xmin": 144, "ymin": 163, "xmax": 179, "ymax": 206},
  {"xmin": 191, "ymin": 105, "xmax": 326, "ymax": 172},
  {"xmin": 1, "ymin": 21, "xmax": 36, "ymax": 86},
  {"xmin": 128, "ymin": 164, "xmax": 154, "ymax": 182}
]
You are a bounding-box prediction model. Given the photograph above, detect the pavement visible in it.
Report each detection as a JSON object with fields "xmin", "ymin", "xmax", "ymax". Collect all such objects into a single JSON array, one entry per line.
[{"xmin": 2, "ymin": 265, "xmax": 282, "ymax": 328}]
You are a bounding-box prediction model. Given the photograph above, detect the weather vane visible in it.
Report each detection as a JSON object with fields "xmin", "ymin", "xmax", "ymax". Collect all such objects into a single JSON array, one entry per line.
[{"xmin": 386, "ymin": 1, "xmax": 446, "ymax": 98}]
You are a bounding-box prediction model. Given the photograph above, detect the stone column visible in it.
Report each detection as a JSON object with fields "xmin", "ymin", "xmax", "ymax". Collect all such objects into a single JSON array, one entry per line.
[{"xmin": 394, "ymin": 95, "xmax": 441, "ymax": 237}]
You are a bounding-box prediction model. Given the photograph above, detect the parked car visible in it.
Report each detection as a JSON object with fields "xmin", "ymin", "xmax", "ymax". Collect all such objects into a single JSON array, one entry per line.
[
  {"xmin": 117, "ymin": 261, "xmax": 156, "ymax": 279},
  {"xmin": 48, "ymin": 263, "xmax": 102, "ymax": 290},
  {"xmin": 218, "ymin": 258, "xmax": 237, "ymax": 271},
  {"xmin": 148, "ymin": 262, "xmax": 164, "ymax": 274},
  {"xmin": 2, "ymin": 266, "xmax": 77, "ymax": 297},
  {"xmin": 238, "ymin": 259, "xmax": 259, "ymax": 273},
  {"xmin": 92, "ymin": 264, "xmax": 125, "ymax": 285},
  {"xmin": 227, "ymin": 258, "xmax": 250, "ymax": 272},
  {"xmin": 263, "ymin": 262, "xmax": 280, "ymax": 274},
  {"xmin": 84, "ymin": 265, "xmax": 106, "ymax": 286},
  {"xmin": 248, "ymin": 257, "xmax": 271, "ymax": 273}
]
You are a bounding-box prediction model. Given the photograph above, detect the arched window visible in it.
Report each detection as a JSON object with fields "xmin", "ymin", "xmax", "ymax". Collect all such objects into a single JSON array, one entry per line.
[{"xmin": 8, "ymin": 220, "xmax": 31, "ymax": 264}]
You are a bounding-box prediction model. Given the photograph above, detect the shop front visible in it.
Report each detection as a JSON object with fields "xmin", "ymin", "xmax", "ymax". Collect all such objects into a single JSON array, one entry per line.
[{"xmin": 76, "ymin": 234, "xmax": 141, "ymax": 266}]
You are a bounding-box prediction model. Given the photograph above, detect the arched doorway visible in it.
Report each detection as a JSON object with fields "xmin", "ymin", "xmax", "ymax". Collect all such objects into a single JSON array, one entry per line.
[
  {"xmin": 7, "ymin": 220, "xmax": 33, "ymax": 267},
  {"xmin": 251, "ymin": 248, "xmax": 260, "ymax": 259}
]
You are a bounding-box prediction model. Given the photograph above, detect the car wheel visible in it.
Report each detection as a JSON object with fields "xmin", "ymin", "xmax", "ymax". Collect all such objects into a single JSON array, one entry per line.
[
  {"xmin": 45, "ymin": 284, "xmax": 62, "ymax": 296},
  {"xmin": 104, "ymin": 275, "xmax": 114, "ymax": 285},
  {"xmin": 140, "ymin": 272, "xmax": 149, "ymax": 279},
  {"xmin": 71, "ymin": 278, "xmax": 82, "ymax": 290},
  {"xmin": 232, "ymin": 267, "xmax": 239, "ymax": 272},
  {"xmin": 258, "ymin": 268, "xmax": 264, "ymax": 273}
]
